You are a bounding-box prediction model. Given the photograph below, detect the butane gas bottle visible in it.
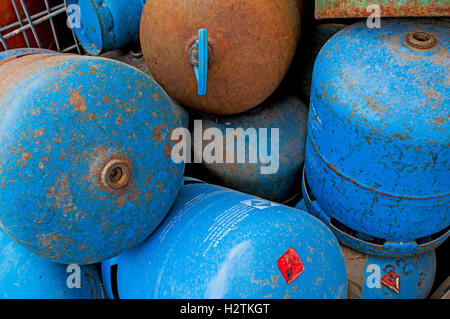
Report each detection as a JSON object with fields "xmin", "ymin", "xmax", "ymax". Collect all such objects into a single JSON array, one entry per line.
[
  {"xmin": 101, "ymin": 178, "xmax": 347, "ymax": 299},
  {"xmin": 0, "ymin": 229, "xmax": 105, "ymax": 299},
  {"xmin": 295, "ymin": 198, "xmax": 436, "ymax": 299},
  {"xmin": 67, "ymin": 0, "xmax": 146, "ymax": 55},
  {"xmin": 192, "ymin": 92, "xmax": 308, "ymax": 203},
  {"xmin": 140, "ymin": 0, "xmax": 301, "ymax": 115},
  {"xmin": 0, "ymin": 50, "xmax": 185, "ymax": 265},
  {"xmin": 306, "ymin": 19, "xmax": 449, "ymax": 245}
]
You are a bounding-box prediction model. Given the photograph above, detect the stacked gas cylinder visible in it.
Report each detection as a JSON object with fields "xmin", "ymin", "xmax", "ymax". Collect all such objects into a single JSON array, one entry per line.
[
  {"xmin": 293, "ymin": 9, "xmax": 449, "ymax": 299},
  {"xmin": 0, "ymin": 0, "xmax": 448, "ymax": 299}
]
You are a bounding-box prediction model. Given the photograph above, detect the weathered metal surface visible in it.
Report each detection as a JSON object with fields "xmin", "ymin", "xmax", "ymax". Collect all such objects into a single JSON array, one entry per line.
[
  {"xmin": 67, "ymin": 0, "xmax": 146, "ymax": 55},
  {"xmin": 99, "ymin": 48, "xmax": 190, "ymax": 128},
  {"xmin": 305, "ymin": 19, "xmax": 449, "ymax": 244},
  {"xmin": 101, "ymin": 178, "xmax": 347, "ymax": 299},
  {"xmin": 0, "ymin": 51, "xmax": 185, "ymax": 264},
  {"xmin": 315, "ymin": 0, "xmax": 450, "ymax": 19},
  {"xmin": 296, "ymin": 200, "xmax": 437, "ymax": 299},
  {"xmin": 0, "ymin": 229, "xmax": 105, "ymax": 299},
  {"xmin": 140, "ymin": 0, "xmax": 301, "ymax": 115},
  {"xmin": 341, "ymin": 246, "xmax": 435, "ymax": 299},
  {"xmin": 192, "ymin": 93, "xmax": 308, "ymax": 203},
  {"xmin": 301, "ymin": 168, "xmax": 450, "ymax": 257}
]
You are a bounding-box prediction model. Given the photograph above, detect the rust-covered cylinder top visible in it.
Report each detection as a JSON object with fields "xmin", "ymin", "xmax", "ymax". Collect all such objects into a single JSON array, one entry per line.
[{"xmin": 140, "ymin": 0, "xmax": 301, "ymax": 115}]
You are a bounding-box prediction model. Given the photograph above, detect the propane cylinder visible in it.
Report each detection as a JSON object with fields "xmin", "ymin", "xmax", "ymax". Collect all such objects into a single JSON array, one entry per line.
[
  {"xmin": 192, "ymin": 93, "xmax": 308, "ymax": 203},
  {"xmin": 0, "ymin": 51, "xmax": 185, "ymax": 265},
  {"xmin": 101, "ymin": 178, "xmax": 347, "ymax": 299},
  {"xmin": 306, "ymin": 19, "xmax": 450, "ymax": 246},
  {"xmin": 140, "ymin": 0, "xmax": 301, "ymax": 115},
  {"xmin": 295, "ymin": 200, "xmax": 436, "ymax": 299},
  {"xmin": 0, "ymin": 229, "xmax": 105, "ymax": 299},
  {"xmin": 67, "ymin": 0, "xmax": 146, "ymax": 55}
]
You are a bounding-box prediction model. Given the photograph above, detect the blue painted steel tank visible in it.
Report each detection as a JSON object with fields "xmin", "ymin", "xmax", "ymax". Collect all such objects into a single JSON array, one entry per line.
[
  {"xmin": 0, "ymin": 51, "xmax": 185, "ymax": 265},
  {"xmin": 295, "ymin": 199, "xmax": 436, "ymax": 299},
  {"xmin": 306, "ymin": 19, "xmax": 449, "ymax": 246},
  {"xmin": 193, "ymin": 93, "xmax": 308, "ymax": 203},
  {"xmin": 101, "ymin": 178, "xmax": 347, "ymax": 299},
  {"xmin": 67, "ymin": 0, "xmax": 146, "ymax": 55},
  {"xmin": 0, "ymin": 229, "xmax": 105, "ymax": 299}
]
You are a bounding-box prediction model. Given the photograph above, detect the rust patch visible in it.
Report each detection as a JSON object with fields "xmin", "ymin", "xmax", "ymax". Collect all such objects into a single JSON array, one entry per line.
[
  {"xmin": 68, "ymin": 88, "xmax": 87, "ymax": 113},
  {"xmin": 152, "ymin": 128, "xmax": 162, "ymax": 140},
  {"xmin": 164, "ymin": 140, "xmax": 173, "ymax": 158},
  {"xmin": 315, "ymin": 2, "xmax": 450, "ymax": 19}
]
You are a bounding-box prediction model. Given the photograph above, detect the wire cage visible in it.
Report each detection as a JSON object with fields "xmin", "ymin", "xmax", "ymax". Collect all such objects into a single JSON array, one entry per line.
[{"xmin": 0, "ymin": 0, "xmax": 81, "ymax": 53}]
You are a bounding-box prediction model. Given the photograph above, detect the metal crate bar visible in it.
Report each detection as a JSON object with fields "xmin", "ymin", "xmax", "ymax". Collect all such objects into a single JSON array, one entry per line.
[{"xmin": 0, "ymin": 0, "xmax": 81, "ymax": 54}]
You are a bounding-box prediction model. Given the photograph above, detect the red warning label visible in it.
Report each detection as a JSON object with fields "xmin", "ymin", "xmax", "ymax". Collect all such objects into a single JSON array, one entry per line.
[
  {"xmin": 277, "ymin": 247, "xmax": 305, "ymax": 284},
  {"xmin": 381, "ymin": 267, "xmax": 400, "ymax": 294}
]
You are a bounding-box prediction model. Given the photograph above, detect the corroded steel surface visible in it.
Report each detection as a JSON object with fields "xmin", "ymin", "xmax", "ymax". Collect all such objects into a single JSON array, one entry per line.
[
  {"xmin": 301, "ymin": 168, "xmax": 450, "ymax": 258},
  {"xmin": 341, "ymin": 245, "xmax": 436, "ymax": 299},
  {"xmin": 193, "ymin": 93, "xmax": 308, "ymax": 203},
  {"xmin": 140, "ymin": 0, "xmax": 301, "ymax": 115},
  {"xmin": 0, "ymin": 52, "xmax": 185, "ymax": 264},
  {"xmin": 305, "ymin": 19, "xmax": 449, "ymax": 243},
  {"xmin": 101, "ymin": 179, "xmax": 347, "ymax": 299},
  {"xmin": 315, "ymin": 0, "xmax": 450, "ymax": 19},
  {"xmin": 296, "ymin": 200, "xmax": 437, "ymax": 299}
]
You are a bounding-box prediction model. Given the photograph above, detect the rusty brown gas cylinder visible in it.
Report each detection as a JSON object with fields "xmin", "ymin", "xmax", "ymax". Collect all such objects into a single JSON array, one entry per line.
[{"xmin": 140, "ymin": 0, "xmax": 301, "ymax": 115}]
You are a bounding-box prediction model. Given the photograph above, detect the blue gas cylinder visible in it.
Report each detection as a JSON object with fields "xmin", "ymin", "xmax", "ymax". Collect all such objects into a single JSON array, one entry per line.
[
  {"xmin": 306, "ymin": 19, "xmax": 449, "ymax": 245},
  {"xmin": 295, "ymin": 199, "xmax": 436, "ymax": 299},
  {"xmin": 67, "ymin": 0, "xmax": 146, "ymax": 55},
  {"xmin": 101, "ymin": 178, "xmax": 347, "ymax": 299},
  {"xmin": 0, "ymin": 51, "xmax": 185, "ymax": 264},
  {"xmin": 0, "ymin": 229, "xmax": 105, "ymax": 299},
  {"xmin": 192, "ymin": 93, "xmax": 308, "ymax": 204}
]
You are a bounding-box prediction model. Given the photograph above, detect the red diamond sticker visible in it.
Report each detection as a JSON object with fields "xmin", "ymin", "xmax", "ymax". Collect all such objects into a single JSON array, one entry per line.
[
  {"xmin": 277, "ymin": 247, "xmax": 305, "ymax": 284},
  {"xmin": 381, "ymin": 267, "xmax": 400, "ymax": 294}
]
